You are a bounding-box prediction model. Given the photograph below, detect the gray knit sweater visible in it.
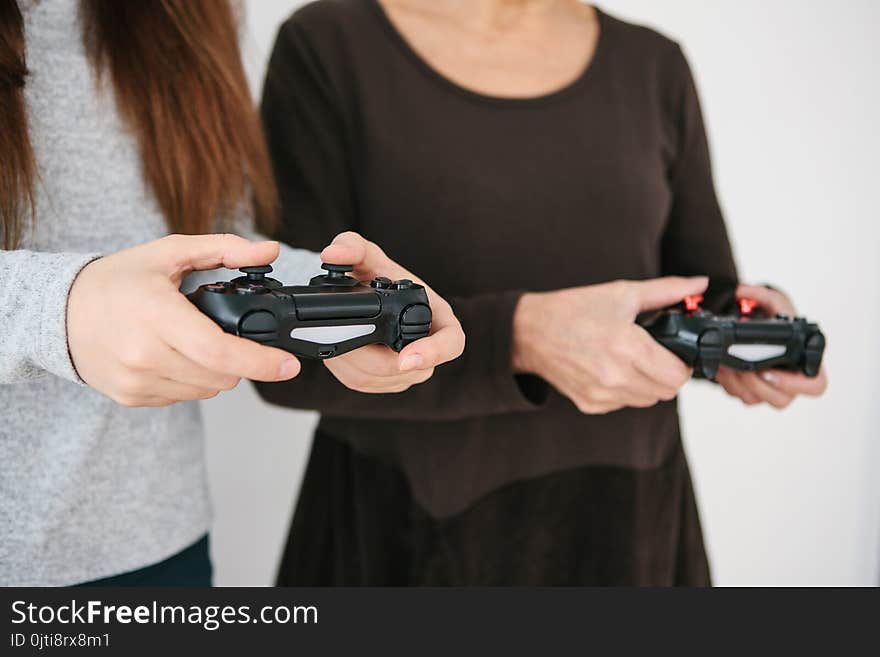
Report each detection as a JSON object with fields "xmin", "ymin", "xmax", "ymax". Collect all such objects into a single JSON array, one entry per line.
[{"xmin": 0, "ymin": 0, "xmax": 321, "ymax": 585}]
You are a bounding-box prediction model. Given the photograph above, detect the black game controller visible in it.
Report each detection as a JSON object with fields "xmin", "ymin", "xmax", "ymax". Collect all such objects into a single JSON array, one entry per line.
[
  {"xmin": 188, "ymin": 264, "xmax": 432, "ymax": 359},
  {"xmin": 637, "ymin": 278, "xmax": 825, "ymax": 380}
]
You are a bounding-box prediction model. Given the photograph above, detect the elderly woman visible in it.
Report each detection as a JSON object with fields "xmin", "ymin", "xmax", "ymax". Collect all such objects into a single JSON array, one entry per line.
[{"xmin": 256, "ymin": 0, "xmax": 826, "ymax": 585}]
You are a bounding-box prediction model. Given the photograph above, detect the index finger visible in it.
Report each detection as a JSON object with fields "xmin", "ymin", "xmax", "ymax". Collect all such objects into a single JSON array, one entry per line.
[
  {"xmin": 161, "ymin": 295, "xmax": 301, "ymax": 382},
  {"xmin": 398, "ymin": 296, "xmax": 465, "ymax": 371},
  {"xmin": 631, "ymin": 326, "xmax": 693, "ymax": 389},
  {"xmin": 760, "ymin": 368, "xmax": 828, "ymax": 397}
]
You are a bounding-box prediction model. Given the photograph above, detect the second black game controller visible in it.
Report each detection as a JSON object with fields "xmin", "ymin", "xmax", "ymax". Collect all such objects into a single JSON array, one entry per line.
[
  {"xmin": 188, "ymin": 264, "xmax": 432, "ymax": 359},
  {"xmin": 637, "ymin": 278, "xmax": 825, "ymax": 380}
]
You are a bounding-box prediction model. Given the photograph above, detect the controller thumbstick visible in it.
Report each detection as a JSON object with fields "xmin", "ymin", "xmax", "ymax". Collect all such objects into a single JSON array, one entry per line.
[
  {"xmin": 240, "ymin": 265, "xmax": 273, "ymax": 282},
  {"xmin": 683, "ymin": 294, "xmax": 703, "ymax": 312},
  {"xmin": 321, "ymin": 263, "xmax": 354, "ymax": 280},
  {"xmin": 738, "ymin": 298, "xmax": 759, "ymax": 316}
]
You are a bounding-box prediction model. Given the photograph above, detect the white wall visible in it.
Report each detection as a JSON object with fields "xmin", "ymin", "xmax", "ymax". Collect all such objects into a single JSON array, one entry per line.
[{"xmin": 202, "ymin": 0, "xmax": 880, "ymax": 586}]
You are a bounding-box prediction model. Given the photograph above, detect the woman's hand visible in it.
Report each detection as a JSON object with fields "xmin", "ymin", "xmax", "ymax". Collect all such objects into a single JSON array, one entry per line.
[
  {"xmin": 316, "ymin": 231, "xmax": 466, "ymax": 393},
  {"xmin": 715, "ymin": 284, "xmax": 828, "ymax": 408},
  {"xmin": 511, "ymin": 277, "xmax": 708, "ymax": 414},
  {"xmin": 68, "ymin": 234, "xmax": 302, "ymax": 407}
]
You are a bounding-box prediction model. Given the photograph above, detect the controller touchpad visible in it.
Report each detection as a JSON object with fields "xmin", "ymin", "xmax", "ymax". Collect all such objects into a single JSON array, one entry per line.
[
  {"xmin": 726, "ymin": 344, "xmax": 787, "ymax": 362},
  {"xmin": 290, "ymin": 325, "xmax": 378, "ymax": 344}
]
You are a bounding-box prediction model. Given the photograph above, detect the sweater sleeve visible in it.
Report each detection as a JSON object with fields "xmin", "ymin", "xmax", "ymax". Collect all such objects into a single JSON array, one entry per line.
[
  {"xmin": 661, "ymin": 46, "xmax": 739, "ymax": 281},
  {"xmin": 251, "ymin": 17, "xmax": 548, "ymax": 420},
  {"xmin": 0, "ymin": 249, "xmax": 100, "ymax": 384}
]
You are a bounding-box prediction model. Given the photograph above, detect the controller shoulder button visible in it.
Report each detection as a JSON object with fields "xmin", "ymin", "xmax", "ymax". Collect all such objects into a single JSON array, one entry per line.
[
  {"xmin": 371, "ymin": 276, "xmax": 393, "ymax": 289},
  {"xmin": 393, "ymin": 279, "xmax": 414, "ymax": 290}
]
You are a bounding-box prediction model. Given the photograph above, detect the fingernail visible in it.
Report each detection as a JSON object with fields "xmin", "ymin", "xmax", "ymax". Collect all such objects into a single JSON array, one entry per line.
[
  {"xmin": 399, "ymin": 354, "xmax": 424, "ymax": 372},
  {"xmin": 760, "ymin": 371, "xmax": 779, "ymax": 385},
  {"xmin": 279, "ymin": 359, "xmax": 300, "ymax": 379}
]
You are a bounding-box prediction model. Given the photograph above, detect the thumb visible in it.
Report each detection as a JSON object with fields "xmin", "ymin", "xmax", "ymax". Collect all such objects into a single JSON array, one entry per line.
[
  {"xmin": 321, "ymin": 231, "xmax": 402, "ymax": 280},
  {"xmin": 154, "ymin": 234, "xmax": 280, "ymax": 280},
  {"xmin": 632, "ymin": 276, "xmax": 709, "ymax": 313}
]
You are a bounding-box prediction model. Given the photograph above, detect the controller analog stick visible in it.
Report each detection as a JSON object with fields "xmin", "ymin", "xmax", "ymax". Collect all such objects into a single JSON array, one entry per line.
[
  {"xmin": 683, "ymin": 294, "xmax": 703, "ymax": 312},
  {"xmin": 738, "ymin": 298, "xmax": 759, "ymax": 315},
  {"xmin": 322, "ymin": 263, "xmax": 354, "ymax": 279},
  {"xmin": 239, "ymin": 265, "xmax": 273, "ymax": 283},
  {"xmin": 310, "ymin": 263, "xmax": 358, "ymax": 287}
]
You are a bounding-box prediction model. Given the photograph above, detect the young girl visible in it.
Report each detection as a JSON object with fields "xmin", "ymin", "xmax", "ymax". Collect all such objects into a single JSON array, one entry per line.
[{"xmin": 0, "ymin": 0, "xmax": 463, "ymax": 586}]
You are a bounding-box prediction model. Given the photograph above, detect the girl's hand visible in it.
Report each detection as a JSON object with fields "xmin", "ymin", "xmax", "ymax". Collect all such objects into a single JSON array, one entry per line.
[
  {"xmin": 317, "ymin": 232, "xmax": 466, "ymax": 393},
  {"xmin": 68, "ymin": 234, "xmax": 302, "ymax": 407},
  {"xmin": 715, "ymin": 284, "xmax": 828, "ymax": 408}
]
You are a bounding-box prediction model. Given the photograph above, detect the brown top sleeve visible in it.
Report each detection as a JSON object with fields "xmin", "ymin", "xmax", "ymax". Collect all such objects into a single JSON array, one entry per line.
[
  {"xmin": 254, "ymin": 19, "xmax": 549, "ymax": 420},
  {"xmin": 661, "ymin": 46, "xmax": 739, "ymax": 281}
]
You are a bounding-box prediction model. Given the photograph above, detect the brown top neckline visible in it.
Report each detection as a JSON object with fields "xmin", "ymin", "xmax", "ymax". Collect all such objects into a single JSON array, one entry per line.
[{"xmin": 366, "ymin": 0, "xmax": 611, "ymax": 108}]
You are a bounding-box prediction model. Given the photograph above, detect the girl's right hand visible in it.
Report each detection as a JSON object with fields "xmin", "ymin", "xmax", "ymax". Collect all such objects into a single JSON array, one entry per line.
[{"xmin": 67, "ymin": 234, "xmax": 302, "ymax": 407}]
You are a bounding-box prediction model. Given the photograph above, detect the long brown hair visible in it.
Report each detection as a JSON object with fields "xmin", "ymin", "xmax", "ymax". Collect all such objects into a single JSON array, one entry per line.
[
  {"xmin": 0, "ymin": 0, "xmax": 35, "ymax": 249},
  {"xmin": 0, "ymin": 0, "xmax": 276, "ymax": 249}
]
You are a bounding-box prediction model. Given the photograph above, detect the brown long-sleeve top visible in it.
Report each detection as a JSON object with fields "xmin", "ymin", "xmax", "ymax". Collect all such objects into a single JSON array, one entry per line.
[{"xmin": 255, "ymin": 0, "xmax": 738, "ymax": 517}]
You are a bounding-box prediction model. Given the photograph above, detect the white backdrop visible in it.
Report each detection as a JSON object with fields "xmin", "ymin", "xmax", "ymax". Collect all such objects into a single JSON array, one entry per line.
[{"xmin": 201, "ymin": 0, "xmax": 880, "ymax": 586}]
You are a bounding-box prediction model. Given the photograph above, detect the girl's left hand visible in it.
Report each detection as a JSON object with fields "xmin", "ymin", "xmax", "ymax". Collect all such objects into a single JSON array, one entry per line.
[
  {"xmin": 317, "ymin": 231, "xmax": 466, "ymax": 393},
  {"xmin": 715, "ymin": 284, "xmax": 828, "ymax": 409}
]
